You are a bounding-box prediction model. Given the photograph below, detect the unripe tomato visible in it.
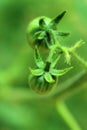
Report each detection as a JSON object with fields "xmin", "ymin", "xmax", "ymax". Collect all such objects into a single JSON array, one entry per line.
[
  {"xmin": 27, "ymin": 11, "xmax": 68, "ymax": 51},
  {"xmin": 29, "ymin": 74, "xmax": 58, "ymax": 94},
  {"xmin": 27, "ymin": 16, "xmax": 56, "ymax": 52}
]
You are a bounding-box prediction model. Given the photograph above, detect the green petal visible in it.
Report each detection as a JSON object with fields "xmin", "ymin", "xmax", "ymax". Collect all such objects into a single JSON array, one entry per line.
[
  {"xmin": 50, "ymin": 67, "xmax": 73, "ymax": 76},
  {"xmin": 44, "ymin": 72, "xmax": 55, "ymax": 83},
  {"xmin": 34, "ymin": 46, "xmax": 45, "ymax": 68},
  {"xmin": 29, "ymin": 68, "xmax": 44, "ymax": 76}
]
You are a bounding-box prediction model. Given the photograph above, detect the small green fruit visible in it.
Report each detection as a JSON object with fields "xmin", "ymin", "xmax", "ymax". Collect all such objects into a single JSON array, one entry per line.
[
  {"xmin": 27, "ymin": 16, "xmax": 52, "ymax": 51},
  {"xmin": 29, "ymin": 74, "xmax": 58, "ymax": 94},
  {"xmin": 27, "ymin": 11, "xmax": 67, "ymax": 51}
]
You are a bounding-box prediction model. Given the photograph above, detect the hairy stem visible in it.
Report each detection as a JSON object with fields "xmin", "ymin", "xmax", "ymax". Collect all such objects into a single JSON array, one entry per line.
[
  {"xmin": 51, "ymin": 70, "xmax": 87, "ymax": 101},
  {"xmin": 71, "ymin": 51, "xmax": 87, "ymax": 70},
  {"xmin": 46, "ymin": 44, "xmax": 58, "ymax": 62},
  {"xmin": 56, "ymin": 101, "xmax": 82, "ymax": 130}
]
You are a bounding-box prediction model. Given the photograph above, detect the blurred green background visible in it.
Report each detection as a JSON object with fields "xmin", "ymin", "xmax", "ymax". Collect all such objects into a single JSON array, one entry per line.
[{"xmin": 0, "ymin": 0, "xmax": 87, "ymax": 130}]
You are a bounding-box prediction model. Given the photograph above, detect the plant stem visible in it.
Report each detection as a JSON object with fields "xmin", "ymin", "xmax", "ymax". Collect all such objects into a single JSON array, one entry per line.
[
  {"xmin": 46, "ymin": 44, "xmax": 58, "ymax": 62},
  {"xmin": 56, "ymin": 101, "xmax": 82, "ymax": 130},
  {"xmin": 51, "ymin": 70, "xmax": 87, "ymax": 101},
  {"xmin": 71, "ymin": 51, "xmax": 87, "ymax": 70}
]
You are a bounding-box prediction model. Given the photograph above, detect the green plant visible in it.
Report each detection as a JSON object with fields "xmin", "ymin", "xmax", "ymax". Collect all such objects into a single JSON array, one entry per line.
[
  {"xmin": 27, "ymin": 11, "xmax": 87, "ymax": 95},
  {"xmin": 27, "ymin": 11, "xmax": 69, "ymax": 52},
  {"xmin": 26, "ymin": 11, "xmax": 87, "ymax": 130},
  {"xmin": 29, "ymin": 47, "xmax": 72, "ymax": 94}
]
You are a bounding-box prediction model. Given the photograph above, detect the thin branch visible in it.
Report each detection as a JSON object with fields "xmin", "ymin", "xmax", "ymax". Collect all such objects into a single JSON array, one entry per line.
[
  {"xmin": 56, "ymin": 101, "xmax": 82, "ymax": 130},
  {"xmin": 71, "ymin": 52, "xmax": 87, "ymax": 70}
]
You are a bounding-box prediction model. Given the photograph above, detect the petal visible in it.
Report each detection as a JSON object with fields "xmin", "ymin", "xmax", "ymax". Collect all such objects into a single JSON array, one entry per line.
[{"xmin": 44, "ymin": 72, "xmax": 55, "ymax": 83}]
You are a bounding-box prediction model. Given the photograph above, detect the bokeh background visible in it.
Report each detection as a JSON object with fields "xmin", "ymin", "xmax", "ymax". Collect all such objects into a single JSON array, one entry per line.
[{"xmin": 0, "ymin": 0, "xmax": 87, "ymax": 130}]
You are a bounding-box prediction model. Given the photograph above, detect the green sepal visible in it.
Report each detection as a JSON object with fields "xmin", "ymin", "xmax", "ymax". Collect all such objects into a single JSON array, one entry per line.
[
  {"xmin": 64, "ymin": 52, "xmax": 71, "ymax": 64},
  {"xmin": 70, "ymin": 40, "xmax": 85, "ymax": 52},
  {"xmin": 56, "ymin": 32, "xmax": 70, "ymax": 37},
  {"xmin": 50, "ymin": 67, "xmax": 73, "ymax": 77},
  {"xmin": 44, "ymin": 72, "xmax": 55, "ymax": 83},
  {"xmin": 51, "ymin": 55, "xmax": 60, "ymax": 68},
  {"xmin": 37, "ymin": 31, "xmax": 45, "ymax": 40},
  {"xmin": 34, "ymin": 31, "xmax": 42, "ymax": 38},
  {"xmin": 34, "ymin": 31, "xmax": 45, "ymax": 40},
  {"xmin": 50, "ymin": 11, "xmax": 66, "ymax": 25},
  {"xmin": 39, "ymin": 18, "xmax": 46, "ymax": 28},
  {"xmin": 29, "ymin": 68, "xmax": 44, "ymax": 76},
  {"xmin": 34, "ymin": 46, "xmax": 45, "ymax": 68}
]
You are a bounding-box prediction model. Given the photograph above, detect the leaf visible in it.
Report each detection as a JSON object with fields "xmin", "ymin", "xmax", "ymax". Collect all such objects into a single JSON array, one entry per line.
[
  {"xmin": 29, "ymin": 68, "xmax": 44, "ymax": 76},
  {"xmin": 50, "ymin": 67, "xmax": 73, "ymax": 77},
  {"xmin": 44, "ymin": 72, "xmax": 55, "ymax": 83},
  {"xmin": 34, "ymin": 46, "xmax": 45, "ymax": 68},
  {"xmin": 50, "ymin": 11, "xmax": 66, "ymax": 25}
]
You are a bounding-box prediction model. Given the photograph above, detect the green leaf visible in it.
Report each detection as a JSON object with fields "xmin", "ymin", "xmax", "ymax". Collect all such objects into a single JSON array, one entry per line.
[
  {"xmin": 50, "ymin": 67, "xmax": 73, "ymax": 77},
  {"xmin": 44, "ymin": 72, "xmax": 55, "ymax": 83},
  {"xmin": 29, "ymin": 68, "xmax": 44, "ymax": 76},
  {"xmin": 50, "ymin": 11, "xmax": 66, "ymax": 25},
  {"xmin": 34, "ymin": 46, "xmax": 45, "ymax": 68}
]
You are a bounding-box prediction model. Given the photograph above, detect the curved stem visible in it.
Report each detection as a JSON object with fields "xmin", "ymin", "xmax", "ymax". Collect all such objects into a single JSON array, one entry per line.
[
  {"xmin": 56, "ymin": 101, "xmax": 82, "ymax": 130},
  {"xmin": 71, "ymin": 51, "xmax": 87, "ymax": 70},
  {"xmin": 51, "ymin": 70, "xmax": 87, "ymax": 101}
]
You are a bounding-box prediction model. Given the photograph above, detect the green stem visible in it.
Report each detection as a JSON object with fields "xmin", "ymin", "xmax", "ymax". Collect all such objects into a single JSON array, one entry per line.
[
  {"xmin": 46, "ymin": 44, "xmax": 58, "ymax": 62},
  {"xmin": 56, "ymin": 101, "xmax": 82, "ymax": 130},
  {"xmin": 71, "ymin": 51, "xmax": 87, "ymax": 70}
]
